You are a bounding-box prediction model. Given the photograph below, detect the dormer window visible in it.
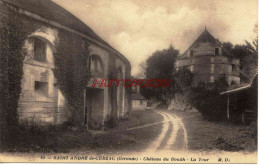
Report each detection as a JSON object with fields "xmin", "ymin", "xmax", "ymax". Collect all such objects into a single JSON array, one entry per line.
[
  {"xmin": 215, "ymin": 48, "xmax": 219, "ymax": 55},
  {"xmin": 34, "ymin": 38, "xmax": 46, "ymax": 62}
]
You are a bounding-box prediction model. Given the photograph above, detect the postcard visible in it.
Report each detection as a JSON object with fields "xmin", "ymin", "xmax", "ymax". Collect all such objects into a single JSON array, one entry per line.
[{"xmin": 0, "ymin": 0, "xmax": 258, "ymax": 163}]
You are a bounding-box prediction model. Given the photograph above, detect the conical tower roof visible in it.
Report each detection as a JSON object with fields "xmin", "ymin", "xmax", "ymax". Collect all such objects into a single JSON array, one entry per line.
[{"xmin": 182, "ymin": 29, "xmax": 221, "ymax": 56}]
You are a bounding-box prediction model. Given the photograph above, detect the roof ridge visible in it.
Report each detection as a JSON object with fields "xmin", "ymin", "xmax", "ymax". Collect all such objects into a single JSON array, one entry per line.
[
  {"xmin": 181, "ymin": 29, "xmax": 220, "ymax": 56},
  {"xmin": 1, "ymin": 0, "xmax": 130, "ymax": 65}
]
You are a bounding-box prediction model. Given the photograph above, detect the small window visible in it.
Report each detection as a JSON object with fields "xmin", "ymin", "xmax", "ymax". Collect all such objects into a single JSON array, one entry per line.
[
  {"xmin": 35, "ymin": 81, "xmax": 48, "ymax": 96},
  {"xmin": 190, "ymin": 50, "xmax": 194, "ymax": 57},
  {"xmin": 140, "ymin": 100, "xmax": 143, "ymax": 105},
  {"xmin": 215, "ymin": 48, "xmax": 219, "ymax": 55},
  {"xmin": 34, "ymin": 38, "xmax": 46, "ymax": 62}
]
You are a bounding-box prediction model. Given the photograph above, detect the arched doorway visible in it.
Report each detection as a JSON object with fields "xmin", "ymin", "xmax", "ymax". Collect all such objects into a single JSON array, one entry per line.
[
  {"xmin": 85, "ymin": 55, "xmax": 105, "ymax": 129},
  {"xmin": 89, "ymin": 55, "xmax": 104, "ymax": 78}
]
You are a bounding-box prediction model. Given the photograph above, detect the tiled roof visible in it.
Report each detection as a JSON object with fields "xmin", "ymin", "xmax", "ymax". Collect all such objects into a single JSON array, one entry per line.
[
  {"xmin": 2, "ymin": 0, "xmax": 128, "ymax": 63},
  {"xmin": 220, "ymin": 74, "xmax": 258, "ymax": 95},
  {"xmin": 220, "ymin": 85, "xmax": 251, "ymax": 95},
  {"xmin": 182, "ymin": 29, "xmax": 221, "ymax": 56}
]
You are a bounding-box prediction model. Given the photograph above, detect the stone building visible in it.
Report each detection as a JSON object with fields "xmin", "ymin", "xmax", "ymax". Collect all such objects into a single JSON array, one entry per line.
[
  {"xmin": 0, "ymin": 0, "xmax": 131, "ymax": 129},
  {"xmin": 132, "ymin": 85, "xmax": 147, "ymax": 110},
  {"xmin": 174, "ymin": 29, "xmax": 240, "ymax": 86}
]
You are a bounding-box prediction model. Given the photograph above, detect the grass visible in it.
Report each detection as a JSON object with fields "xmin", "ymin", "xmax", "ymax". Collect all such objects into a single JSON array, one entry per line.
[
  {"xmin": 3, "ymin": 109, "xmax": 254, "ymax": 154},
  {"xmin": 1, "ymin": 110, "xmax": 162, "ymax": 154},
  {"xmin": 85, "ymin": 109, "xmax": 163, "ymax": 153},
  {"xmin": 169, "ymin": 110, "xmax": 257, "ymax": 152}
]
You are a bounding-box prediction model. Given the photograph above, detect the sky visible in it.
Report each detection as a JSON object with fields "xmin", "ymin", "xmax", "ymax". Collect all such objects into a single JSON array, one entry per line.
[{"xmin": 52, "ymin": 0, "xmax": 258, "ymax": 76}]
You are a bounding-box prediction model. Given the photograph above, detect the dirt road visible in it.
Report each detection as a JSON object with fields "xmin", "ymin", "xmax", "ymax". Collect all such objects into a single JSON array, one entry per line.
[
  {"xmin": 144, "ymin": 110, "xmax": 188, "ymax": 152},
  {"xmin": 116, "ymin": 110, "xmax": 188, "ymax": 152}
]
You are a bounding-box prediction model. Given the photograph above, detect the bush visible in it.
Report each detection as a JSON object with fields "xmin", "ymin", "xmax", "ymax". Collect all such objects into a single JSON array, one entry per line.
[
  {"xmin": 191, "ymin": 88, "xmax": 227, "ymax": 121},
  {"xmin": 191, "ymin": 75, "xmax": 229, "ymax": 121},
  {"xmin": 215, "ymin": 136, "xmax": 243, "ymax": 151},
  {"xmin": 1, "ymin": 121, "xmax": 78, "ymax": 153},
  {"xmin": 169, "ymin": 68, "xmax": 194, "ymax": 111}
]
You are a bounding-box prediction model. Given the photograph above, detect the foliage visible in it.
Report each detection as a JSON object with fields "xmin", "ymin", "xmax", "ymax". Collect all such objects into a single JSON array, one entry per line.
[
  {"xmin": 105, "ymin": 54, "xmax": 119, "ymax": 127},
  {"xmin": 246, "ymin": 74, "xmax": 257, "ymax": 116},
  {"xmin": 136, "ymin": 61, "xmax": 147, "ymax": 78},
  {"xmin": 168, "ymin": 68, "xmax": 194, "ymax": 111},
  {"xmin": 222, "ymin": 42, "xmax": 249, "ymax": 59},
  {"xmin": 141, "ymin": 45, "xmax": 178, "ymax": 101},
  {"xmin": 0, "ymin": 10, "xmax": 29, "ymax": 147},
  {"xmin": 222, "ymin": 24, "xmax": 258, "ymax": 83},
  {"xmin": 53, "ymin": 30, "xmax": 90, "ymax": 127},
  {"xmin": 146, "ymin": 45, "xmax": 178, "ymax": 79},
  {"xmin": 173, "ymin": 68, "xmax": 193, "ymax": 93},
  {"xmin": 191, "ymin": 75, "xmax": 229, "ymax": 121},
  {"xmin": 245, "ymin": 24, "xmax": 258, "ymax": 57},
  {"xmin": 243, "ymin": 25, "xmax": 258, "ymax": 83}
]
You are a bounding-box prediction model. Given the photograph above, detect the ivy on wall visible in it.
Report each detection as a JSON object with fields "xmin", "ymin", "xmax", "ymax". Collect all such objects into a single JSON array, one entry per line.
[
  {"xmin": 106, "ymin": 54, "xmax": 118, "ymax": 128},
  {"xmin": 0, "ymin": 4, "xmax": 130, "ymax": 133},
  {"xmin": 0, "ymin": 7, "xmax": 91, "ymax": 149},
  {"xmin": 0, "ymin": 10, "xmax": 30, "ymax": 147},
  {"xmin": 53, "ymin": 29, "xmax": 90, "ymax": 127},
  {"xmin": 104, "ymin": 53, "xmax": 132, "ymax": 128}
]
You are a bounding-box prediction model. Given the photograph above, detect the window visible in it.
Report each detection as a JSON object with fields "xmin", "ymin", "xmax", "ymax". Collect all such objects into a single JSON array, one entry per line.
[
  {"xmin": 90, "ymin": 55, "xmax": 104, "ymax": 77},
  {"xmin": 35, "ymin": 81, "xmax": 48, "ymax": 96},
  {"xmin": 34, "ymin": 38, "xmax": 46, "ymax": 62},
  {"xmin": 189, "ymin": 50, "xmax": 194, "ymax": 57},
  {"xmin": 215, "ymin": 48, "xmax": 219, "ymax": 55},
  {"xmin": 140, "ymin": 100, "xmax": 143, "ymax": 105}
]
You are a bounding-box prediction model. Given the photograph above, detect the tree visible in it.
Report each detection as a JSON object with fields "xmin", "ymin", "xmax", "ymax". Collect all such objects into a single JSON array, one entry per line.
[
  {"xmin": 222, "ymin": 24, "xmax": 258, "ymax": 83},
  {"xmin": 222, "ymin": 42, "xmax": 234, "ymax": 53},
  {"xmin": 243, "ymin": 24, "xmax": 258, "ymax": 83},
  {"xmin": 222, "ymin": 42, "xmax": 235, "ymax": 58},
  {"xmin": 222, "ymin": 42, "xmax": 251, "ymax": 60},
  {"xmin": 246, "ymin": 24, "xmax": 258, "ymax": 57},
  {"xmin": 173, "ymin": 68, "xmax": 193, "ymax": 93},
  {"xmin": 170, "ymin": 68, "xmax": 193, "ymax": 111},
  {"xmin": 142, "ymin": 45, "xmax": 178, "ymax": 101},
  {"xmin": 135, "ymin": 61, "xmax": 147, "ymax": 78}
]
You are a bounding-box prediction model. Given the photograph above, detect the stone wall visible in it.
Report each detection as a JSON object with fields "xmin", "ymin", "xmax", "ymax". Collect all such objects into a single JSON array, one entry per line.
[
  {"xmin": 1, "ymin": 1, "xmax": 131, "ymax": 128},
  {"xmin": 132, "ymin": 100, "xmax": 147, "ymax": 110},
  {"xmin": 17, "ymin": 26, "xmax": 69, "ymax": 125},
  {"xmin": 175, "ymin": 55, "xmax": 240, "ymax": 85},
  {"xmin": 175, "ymin": 41, "xmax": 240, "ymax": 86},
  {"xmin": 85, "ymin": 45, "xmax": 131, "ymax": 129},
  {"xmin": 182, "ymin": 42, "xmax": 222, "ymax": 58}
]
